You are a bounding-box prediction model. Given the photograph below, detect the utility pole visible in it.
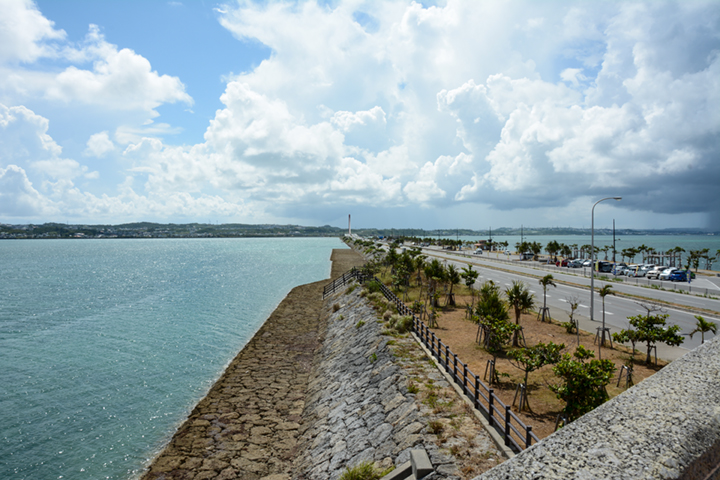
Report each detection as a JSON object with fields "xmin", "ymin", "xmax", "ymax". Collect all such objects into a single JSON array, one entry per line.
[{"xmin": 612, "ymin": 219, "xmax": 616, "ymax": 263}]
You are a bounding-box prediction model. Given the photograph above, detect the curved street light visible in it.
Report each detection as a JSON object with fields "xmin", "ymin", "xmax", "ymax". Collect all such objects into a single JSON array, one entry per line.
[{"xmin": 590, "ymin": 197, "xmax": 622, "ymax": 326}]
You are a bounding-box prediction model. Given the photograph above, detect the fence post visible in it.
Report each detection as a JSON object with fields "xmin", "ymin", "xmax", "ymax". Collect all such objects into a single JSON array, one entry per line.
[
  {"xmin": 525, "ymin": 426, "xmax": 533, "ymax": 449},
  {"xmin": 462, "ymin": 363, "xmax": 468, "ymax": 396},
  {"xmin": 488, "ymin": 389, "xmax": 494, "ymax": 427},
  {"xmin": 504, "ymin": 406, "xmax": 511, "ymax": 446},
  {"xmin": 445, "ymin": 346, "xmax": 450, "ymax": 371},
  {"xmin": 473, "ymin": 375, "xmax": 480, "ymax": 409},
  {"xmin": 453, "ymin": 354, "xmax": 458, "ymax": 384}
]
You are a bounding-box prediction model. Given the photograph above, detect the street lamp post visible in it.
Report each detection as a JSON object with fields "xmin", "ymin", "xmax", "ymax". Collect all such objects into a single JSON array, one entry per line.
[{"xmin": 591, "ymin": 197, "xmax": 622, "ymax": 324}]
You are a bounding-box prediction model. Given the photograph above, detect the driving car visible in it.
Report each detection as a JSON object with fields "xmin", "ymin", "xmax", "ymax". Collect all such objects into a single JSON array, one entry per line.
[{"xmin": 659, "ymin": 267, "xmax": 679, "ymax": 280}]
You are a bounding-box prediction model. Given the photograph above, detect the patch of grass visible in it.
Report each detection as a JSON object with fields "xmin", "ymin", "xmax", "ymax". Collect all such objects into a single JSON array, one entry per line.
[
  {"xmin": 407, "ymin": 381, "xmax": 419, "ymax": 394},
  {"xmin": 333, "ymin": 303, "xmax": 341, "ymax": 312},
  {"xmin": 428, "ymin": 419, "xmax": 444, "ymax": 435},
  {"xmin": 355, "ymin": 320, "xmax": 365, "ymax": 328},
  {"xmin": 339, "ymin": 461, "xmax": 383, "ymax": 480},
  {"xmin": 346, "ymin": 285, "xmax": 357, "ymax": 294},
  {"xmin": 369, "ymin": 352, "xmax": 377, "ymax": 363}
]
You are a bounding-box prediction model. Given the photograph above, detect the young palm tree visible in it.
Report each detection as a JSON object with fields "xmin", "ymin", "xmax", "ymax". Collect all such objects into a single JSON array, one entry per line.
[
  {"xmin": 689, "ymin": 315, "xmax": 717, "ymax": 344},
  {"xmin": 538, "ymin": 274, "xmax": 556, "ymax": 322},
  {"xmin": 445, "ymin": 264, "xmax": 461, "ymax": 306},
  {"xmin": 505, "ymin": 281, "xmax": 534, "ymax": 347},
  {"xmin": 598, "ymin": 285, "xmax": 616, "ymax": 356}
]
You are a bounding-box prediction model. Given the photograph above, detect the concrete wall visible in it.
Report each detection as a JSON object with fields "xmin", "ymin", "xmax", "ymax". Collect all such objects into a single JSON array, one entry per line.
[{"xmin": 475, "ymin": 337, "xmax": 720, "ymax": 480}]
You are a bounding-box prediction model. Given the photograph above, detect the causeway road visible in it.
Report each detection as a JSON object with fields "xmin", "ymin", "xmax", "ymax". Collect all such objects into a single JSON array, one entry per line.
[{"xmin": 418, "ymin": 247, "xmax": 720, "ymax": 361}]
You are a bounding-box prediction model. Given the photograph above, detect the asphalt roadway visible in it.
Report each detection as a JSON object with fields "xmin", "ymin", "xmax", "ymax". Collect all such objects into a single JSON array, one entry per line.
[{"xmin": 417, "ymin": 247, "xmax": 720, "ymax": 362}]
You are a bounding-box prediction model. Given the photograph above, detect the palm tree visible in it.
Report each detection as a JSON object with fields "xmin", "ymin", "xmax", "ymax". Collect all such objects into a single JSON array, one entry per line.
[
  {"xmin": 546, "ymin": 240, "xmax": 560, "ymax": 261},
  {"xmin": 598, "ymin": 285, "xmax": 615, "ymax": 356},
  {"xmin": 538, "ymin": 274, "xmax": 556, "ymax": 322},
  {"xmin": 505, "ymin": 281, "xmax": 534, "ymax": 347},
  {"xmin": 445, "ymin": 264, "xmax": 461, "ymax": 306},
  {"xmin": 560, "ymin": 243, "xmax": 572, "ymax": 260},
  {"xmin": 689, "ymin": 315, "xmax": 717, "ymax": 344}
]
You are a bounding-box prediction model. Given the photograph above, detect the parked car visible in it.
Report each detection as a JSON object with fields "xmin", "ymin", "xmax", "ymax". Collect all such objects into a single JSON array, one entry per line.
[
  {"xmin": 597, "ymin": 261, "xmax": 613, "ymax": 273},
  {"xmin": 474, "ymin": 249, "xmax": 483, "ymax": 255},
  {"xmin": 659, "ymin": 267, "xmax": 679, "ymax": 280},
  {"xmin": 646, "ymin": 266, "xmax": 666, "ymax": 279},
  {"xmin": 568, "ymin": 259, "xmax": 583, "ymax": 268},
  {"xmin": 669, "ymin": 270, "xmax": 689, "ymax": 282},
  {"xmin": 614, "ymin": 265, "xmax": 629, "ymax": 276},
  {"xmin": 559, "ymin": 259, "xmax": 570, "ymax": 267},
  {"xmin": 582, "ymin": 259, "xmax": 592, "ymax": 267}
]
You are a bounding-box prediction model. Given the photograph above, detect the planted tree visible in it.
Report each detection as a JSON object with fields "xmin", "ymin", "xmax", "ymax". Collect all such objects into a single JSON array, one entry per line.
[
  {"xmin": 538, "ymin": 274, "xmax": 556, "ymax": 323},
  {"xmin": 550, "ymin": 345, "xmax": 616, "ymax": 422},
  {"xmin": 445, "ymin": 263, "xmax": 461, "ymax": 306},
  {"xmin": 615, "ymin": 312, "xmax": 684, "ymax": 364},
  {"xmin": 689, "ymin": 315, "xmax": 717, "ymax": 344},
  {"xmin": 481, "ymin": 314, "xmax": 518, "ymax": 384},
  {"xmin": 597, "ymin": 285, "xmax": 615, "ymax": 356},
  {"xmin": 461, "ymin": 264, "xmax": 479, "ymax": 314},
  {"xmin": 563, "ymin": 295, "xmax": 581, "ymax": 346},
  {"xmin": 474, "ymin": 281, "xmax": 505, "ymax": 344},
  {"xmin": 546, "ymin": 240, "xmax": 560, "ymax": 261},
  {"xmin": 508, "ymin": 342, "xmax": 564, "ymax": 411},
  {"xmin": 505, "ymin": 281, "xmax": 534, "ymax": 347},
  {"xmin": 424, "ymin": 259, "xmax": 446, "ymax": 309},
  {"xmin": 529, "ymin": 241, "xmax": 543, "ymax": 260}
]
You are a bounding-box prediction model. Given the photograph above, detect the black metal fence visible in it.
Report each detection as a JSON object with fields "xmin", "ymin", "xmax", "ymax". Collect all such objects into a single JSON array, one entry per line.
[{"xmin": 323, "ymin": 269, "xmax": 540, "ymax": 452}]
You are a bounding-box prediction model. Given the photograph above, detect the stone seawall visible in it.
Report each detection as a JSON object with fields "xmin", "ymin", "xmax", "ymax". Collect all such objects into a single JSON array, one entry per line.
[{"xmin": 294, "ymin": 283, "xmax": 505, "ymax": 479}]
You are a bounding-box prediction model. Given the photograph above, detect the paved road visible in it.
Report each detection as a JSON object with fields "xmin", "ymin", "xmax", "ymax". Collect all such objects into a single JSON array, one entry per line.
[
  {"xmin": 419, "ymin": 248, "xmax": 720, "ymax": 361},
  {"xmin": 424, "ymin": 248, "xmax": 720, "ymax": 313}
]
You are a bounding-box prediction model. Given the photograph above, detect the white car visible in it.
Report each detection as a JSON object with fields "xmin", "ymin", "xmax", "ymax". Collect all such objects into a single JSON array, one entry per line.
[
  {"xmin": 659, "ymin": 267, "xmax": 678, "ymax": 280},
  {"xmin": 646, "ymin": 266, "xmax": 665, "ymax": 279}
]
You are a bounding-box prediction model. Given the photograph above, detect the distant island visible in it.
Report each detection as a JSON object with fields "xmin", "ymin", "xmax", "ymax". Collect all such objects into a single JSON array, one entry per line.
[{"xmin": 0, "ymin": 222, "xmax": 716, "ymax": 239}]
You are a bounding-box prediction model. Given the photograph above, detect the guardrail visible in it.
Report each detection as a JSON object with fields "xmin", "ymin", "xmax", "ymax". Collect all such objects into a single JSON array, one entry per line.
[{"xmin": 324, "ymin": 270, "xmax": 540, "ymax": 452}]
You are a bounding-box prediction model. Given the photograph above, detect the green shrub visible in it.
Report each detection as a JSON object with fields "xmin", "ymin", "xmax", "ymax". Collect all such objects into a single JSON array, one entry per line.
[
  {"xmin": 561, "ymin": 320, "xmax": 577, "ymax": 334},
  {"xmin": 346, "ymin": 285, "xmax": 357, "ymax": 294},
  {"xmin": 366, "ymin": 280, "xmax": 382, "ymax": 294}
]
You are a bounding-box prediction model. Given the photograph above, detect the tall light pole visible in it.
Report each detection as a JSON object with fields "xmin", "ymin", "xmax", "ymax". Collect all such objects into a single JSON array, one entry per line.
[{"xmin": 591, "ymin": 197, "xmax": 622, "ymax": 323}]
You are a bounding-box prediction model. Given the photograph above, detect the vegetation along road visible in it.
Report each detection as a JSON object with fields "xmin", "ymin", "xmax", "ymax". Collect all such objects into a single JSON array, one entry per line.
[{"xmin": 418, "ymin": 247, "xmax": 719, "ymax": 361}]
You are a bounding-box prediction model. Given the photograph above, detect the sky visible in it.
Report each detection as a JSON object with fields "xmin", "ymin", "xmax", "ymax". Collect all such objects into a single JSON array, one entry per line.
[{"xmin": 0, "ymin": 0, "xmax": 719, "ymax": 230}]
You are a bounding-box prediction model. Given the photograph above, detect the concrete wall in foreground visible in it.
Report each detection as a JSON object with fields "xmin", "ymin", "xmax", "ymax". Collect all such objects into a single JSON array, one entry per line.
[{"xmin": 475, "ymin": 336, "xmax": 720, "ymax": 480}]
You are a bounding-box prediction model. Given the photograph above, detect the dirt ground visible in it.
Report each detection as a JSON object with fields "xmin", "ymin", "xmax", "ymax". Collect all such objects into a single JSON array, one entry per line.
[{"xmin": 398, "ymin": 287, "xmax": 667, "ymax": 441}]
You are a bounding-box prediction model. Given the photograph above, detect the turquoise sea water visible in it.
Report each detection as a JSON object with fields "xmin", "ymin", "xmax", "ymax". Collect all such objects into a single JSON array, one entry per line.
[{"xmin": 0, "ymin": 238, "xmax": 344, "ymax": 480}]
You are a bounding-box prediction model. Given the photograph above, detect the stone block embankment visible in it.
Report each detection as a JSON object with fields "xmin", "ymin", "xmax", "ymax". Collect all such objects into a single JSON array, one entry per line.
[
  {"xmin": 475, "ymin": 336, "xmax": 720, "ymax": 480},
  {"xmin": 294, "ymin": 285, "xmax": 461, "ymax": 480}
]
